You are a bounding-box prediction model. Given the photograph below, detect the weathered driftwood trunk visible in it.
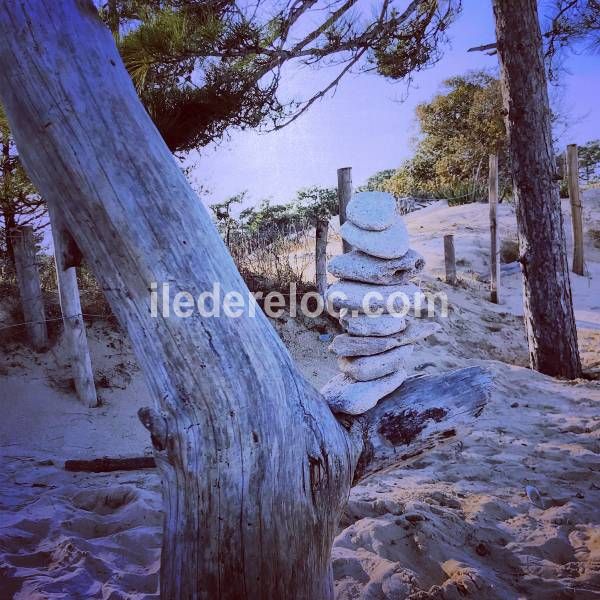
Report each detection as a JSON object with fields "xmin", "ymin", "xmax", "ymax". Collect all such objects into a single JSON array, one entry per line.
[
  {"xmin": 337, "ymin": 167, "xmax": 352, "ymax": 253},
  {"xmin": 492, "ymin": 0, "xmax": 582, "ymax": 379},
  {"xmin": 443, "ymin": 234, "xmax": 456, "ymax": 286},
  {"xmin": 11, "ymin": 225, "xmax": 48, "ymax": 351},
  {"xmin": 566, "ymin": 144, "xmax": 584, "ymax": 276},
  {"xmin": 48, "ymin": 202, "xmax": 98, "ymax": 407},
  {"xmin": 0, "ymin": 2, "xmax": 490, "ymax": 597},
  {"xmin": 315, "ymin": 218, "xmax": 329, "ymax": 297},
  {"xmin": 489, "ymin": 154, "xmax": 500, "ymax": 304}
]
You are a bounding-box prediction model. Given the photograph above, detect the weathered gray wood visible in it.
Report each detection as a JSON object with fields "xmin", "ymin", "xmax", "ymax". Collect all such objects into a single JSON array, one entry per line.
[
  {"xmin": 64, "ymin": 456, "xmax": 155, "ymax": 472},
  {"xmin": 48, "ymin": 202, "xmax": 98, "ymax": 407},
  {"xmin": 315, "ymin": 218, "xmax": 329, "ymax": 296},
  {"xmin": 348, "ymin": 366, "xmax": 491, "ymax": 482},
  {"xmin": 337, "ymin": 167, "xmax": 352, "ymax": 253},
  {"xmin": 566, "ymin": 144, "xmax": 584, "ymax": 276},
  {"xmin": 0, "ymin": 4, "xmax": 353, "ymax": 597},
  {"xmin": 10, "ymin": 225, "xmax": 48, "ymax": 351},
  {"xmin": 489, "ymin": 154, "xmax": 500, "ymax": 303},
  {"xmin": 443, "ymin": 233, "xmax": 456, "ymax": 285},
  {"xmin": 493, "ymin": 0, "xmax": 581, "ymax": 379},
  {"xmin": 0, "ymin": 4, "xmax": 490, "ymax": 597}
]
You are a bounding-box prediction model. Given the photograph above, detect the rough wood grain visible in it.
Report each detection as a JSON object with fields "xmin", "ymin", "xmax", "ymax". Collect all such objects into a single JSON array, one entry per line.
[
  {"xmin": 347, "ymin": 367, "xmax": 491, "ymax": 482},
  {"xmin": 0, "ymin": 3, "xmax": 490, "ymax": 597},
  {"xmin": 493, "ymin": 0, "xmax": 581, "ymax": 378},
  {"xmin": 48, "ymin": 201, "xmax": 98, "ymax": 407}
]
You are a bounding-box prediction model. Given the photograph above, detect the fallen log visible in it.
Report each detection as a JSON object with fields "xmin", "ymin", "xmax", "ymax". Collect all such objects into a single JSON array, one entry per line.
[
  {"xmin": 64, "ymin": 367, "xmax": 491, "ymax": 477},
  {"xmin": 64, "ymin": 456, "xmax": 156, "ymax": 472},
  {"xmin": 346, "ymin": 366, "xmax": 491, "ymax": 483}
]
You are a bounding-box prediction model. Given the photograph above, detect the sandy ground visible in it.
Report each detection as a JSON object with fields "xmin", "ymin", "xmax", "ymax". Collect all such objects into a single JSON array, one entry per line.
[{"xmin": 1, "ymin": 192, "xmax": 599, "ymax": 599}]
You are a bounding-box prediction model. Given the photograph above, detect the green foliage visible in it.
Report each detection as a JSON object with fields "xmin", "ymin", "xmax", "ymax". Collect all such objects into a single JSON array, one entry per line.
[
  {"xmin": 99, "ymin": 0, "xmax": 459, "ymax": 152},
  {"xmin": 295, "ymin": 187, "xmax": 338, "ymax": 221},
  {"xmin": 357, "ymin": 170, "xmax": 396, "ymax": 193},
  {"xmin": 0, "ymin": 104, "xmax": 45, "ymax": 265},
  {"xmin": 578, "ymin": 140, "xmax": 600, "ymax": 183},
  {"xmin": 381, "ymin": 71, "xmax": 509, "ymax": 202}
]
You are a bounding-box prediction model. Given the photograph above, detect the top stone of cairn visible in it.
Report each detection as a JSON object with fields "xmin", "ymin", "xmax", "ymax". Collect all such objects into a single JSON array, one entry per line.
[{"xmin": 347, "ymin": 191, "xmax": 397, "ymax": 231}]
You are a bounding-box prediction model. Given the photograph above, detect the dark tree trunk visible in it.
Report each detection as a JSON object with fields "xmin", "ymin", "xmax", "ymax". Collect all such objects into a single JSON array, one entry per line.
[
  {"xmin": 492, "ymin": 0, "xmax": 582, "ymax": 379},
  {"xmin": 0, "ymin": 2, "xmax": 490, "ymax": 597}
]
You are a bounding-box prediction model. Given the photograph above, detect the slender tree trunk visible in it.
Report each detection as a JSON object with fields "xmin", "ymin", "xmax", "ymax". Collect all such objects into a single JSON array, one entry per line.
[
  {"xmin": 11, "ymin": 225, "xmax": 48, "ymax": 350},
  {"xmin": 0, "ymin": 2, "xmax": 490, "ymax": 597},
  {"xmin": 315, "ymin": 218, "xmax": 328, "ymax": 297},
  {"xmin": 48, "ymin": 201, "xmax": 98, "ymax": 407},
  {"xmin": 492, "ymin": 0, "xmax": 581, "ymax": 379}
]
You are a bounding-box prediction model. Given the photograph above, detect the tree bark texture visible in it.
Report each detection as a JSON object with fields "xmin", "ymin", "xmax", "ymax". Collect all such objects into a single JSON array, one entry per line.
[
  {"xmin": 10, "ymin": 225, "xmax": 48, "ymax": 350},
  {"xmin": 492, "ymin": 0, "xmax": 581, "ymax": 379},
  {"xmin": 0, "ymin": 2, "xmax": 490, "ymax": 598},
  {"xmin": 48, "ymin": 201, "xmax": 98, "ymax": 407}
]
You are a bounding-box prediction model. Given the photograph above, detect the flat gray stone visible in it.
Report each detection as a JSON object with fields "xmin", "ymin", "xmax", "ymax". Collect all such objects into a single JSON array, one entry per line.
[
  {"xmin": 339, "ymin": 312, "xmax": 407, "ymax": 337},
  {"xmin": 339, "ymin": 345, "xmax": 414, "ymax": 381},
  {"xmin": 329, "ymin": 320, "xmax": 441, "ymax": 357},
  {"xmin": 329, "ymin": 334, "xmax": 400, "ymax": 357},
  {"xmin": 328, "ymin": 249, "xmax": 425, "ymax": 285},
  {"xmin": 340, "ymin": 216, "xmax": 409, "ymax": 259},
  {"xmin": 326, "ymin": 281, "xmax": 420, "ymax": 315},
  {"xmin": 347, "ymin": 191, "xmax": 397, "ymax": 231},
  {"xmin": 320, "ymin": 369, "xmax": 408, "ymax": 415}
]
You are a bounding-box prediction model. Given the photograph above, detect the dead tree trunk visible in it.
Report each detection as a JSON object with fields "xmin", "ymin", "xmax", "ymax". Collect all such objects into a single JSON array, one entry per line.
[
  {"xmin": 11, "ymin": 225, "xmax": 48, "ymax": 351},
  {"xmin": 492, "ymin": 0, "xmax": 581, "ymax": 379},
  {"xmin": 489, "ymin": 154, "xmax": 500, "ymax": 304},
  {"xmin": 337, "ymin": 167, "xmax": 352, "ymax": 253},
  {"xmin": 566, "ymin": 144, "xmax": 584, "ymax": 276},
  {"xmin": 315, "ymin": 218, "xmax": 329, "ymax": 297},
  {"xmin": 48, "ymin": 202, "xmax": 98, "ymax": 407},
  {"xmin": 0, "ymin": 2, "xmax": 489, "ymax": 597}
]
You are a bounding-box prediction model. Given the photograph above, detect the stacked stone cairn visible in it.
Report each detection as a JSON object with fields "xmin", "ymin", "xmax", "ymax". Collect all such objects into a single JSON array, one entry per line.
[{"xmin": 322, "ymin": 191, "xmax": 440, "ymax": 415}]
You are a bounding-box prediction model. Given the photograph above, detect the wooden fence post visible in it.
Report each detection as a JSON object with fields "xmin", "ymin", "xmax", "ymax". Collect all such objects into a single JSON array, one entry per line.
[
  {"xmin": 315, "ymin": 219, "xmax": 329, "ymax": 297},
  {"xmin": 11, "ymin": 225, "xmax": 48, "ymax": 351},
  {"xmin": 566, "ymin": 144, "xmax": 584, "ymax": 276},
  {"xmin": 337, "ymin": 167, "xmax": 352, "ymax": 253},
  {"xmin": 443, "ymin": 234, "xmax": 456, "ymax": 285},
  {"xmin": 489, "ymin": 154, "xmax": 500, "ymax": 303},
  {"xmin": 48, "ymin": 203, "xmax": 98, "ymax": 407}
]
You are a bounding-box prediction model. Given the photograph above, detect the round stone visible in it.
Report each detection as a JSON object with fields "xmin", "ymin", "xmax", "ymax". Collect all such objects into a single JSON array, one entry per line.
[
  {"xmin": 340, "ymin": 217, "xmax": 409, "ymax": 259},
  {"xmin": 347, "ymin": 191, "xmax": 397, "ymax": 231}
]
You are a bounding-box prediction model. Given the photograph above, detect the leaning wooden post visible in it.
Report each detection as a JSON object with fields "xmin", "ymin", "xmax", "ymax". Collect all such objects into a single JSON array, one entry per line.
[
  {"xmin": 489, "ymin": 154, "xmax": 500, "ymax": 303},
  {"xmin": 337, "ymin": 167, "xmax": 352, "ymax": 253},
  {"xmin": 315, "ymin": 218, "xmax": 329, "ymax": 297},
  {"xmin": 48, "ymin": 202, "xmax": 98, "ymax": 407},
  {"xmin": 11, "ymin": 225, "xmax": 48, "ymax": 351},
  {"xmin": 566, "ymin": 144, "xmax": 584, "ymax": 276},
  {"xmin": 443, "ymin": 234, "xmax": 456, "ymax": 285}
]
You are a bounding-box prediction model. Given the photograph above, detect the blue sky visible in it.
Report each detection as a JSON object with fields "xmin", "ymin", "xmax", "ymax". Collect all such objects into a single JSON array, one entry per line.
[{"xmin": 190, "ymin": 0, "xmax": 600, "ymax": 211}]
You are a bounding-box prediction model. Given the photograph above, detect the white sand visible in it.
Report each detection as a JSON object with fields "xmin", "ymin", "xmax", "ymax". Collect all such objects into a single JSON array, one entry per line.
[{"xmin": 1, "ymin": 191, "xmax": 599, "ymax": 598}]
